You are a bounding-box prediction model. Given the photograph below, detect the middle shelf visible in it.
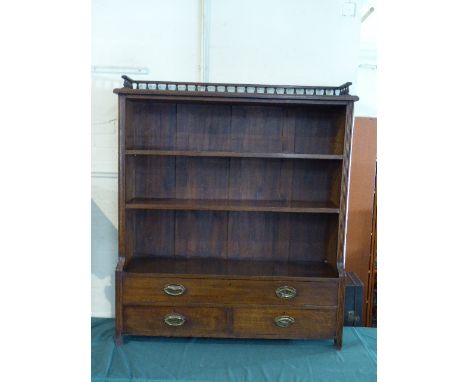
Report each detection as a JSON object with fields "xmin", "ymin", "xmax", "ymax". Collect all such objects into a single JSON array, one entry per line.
[
  {"xmin": 125, "ymin": 149, "xmax": 344, "ymax": 160},
  {"xmin": 125, "ymin": 156, "xmax": 343, "ymax": 209},
  {"xmin": 125, "ymin": 198, "xmax": 340, "ymax": 213}
]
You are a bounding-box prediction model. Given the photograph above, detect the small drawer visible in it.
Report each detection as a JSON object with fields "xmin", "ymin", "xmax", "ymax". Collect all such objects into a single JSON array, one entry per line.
[
  {"xmin": 123, "ymin": 305, "xmax": 227, "ymax": 337},
  {"xmin": 232, "ymin": 307, "xmax": 336, "ymax": 339},
  {"xmin": 123, "ymin": 276, "xmax": 338, "ymax": 307}
]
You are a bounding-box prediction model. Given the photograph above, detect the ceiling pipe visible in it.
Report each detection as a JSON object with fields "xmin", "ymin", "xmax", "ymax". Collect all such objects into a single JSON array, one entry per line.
[{"xmin": 199, "ymin": 0, "xmax": 211, "ymax": 82}]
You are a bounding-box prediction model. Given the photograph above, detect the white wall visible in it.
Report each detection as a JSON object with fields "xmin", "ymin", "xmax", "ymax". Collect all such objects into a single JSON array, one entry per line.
[
  {"xmin": 208, "ymin": 0, "xmax": 361, "ymax": 86},
  {"xmin": 91, "ymin": 0, "xmax": 368, "ymax": 317},
  {"xmin": 355, "ymin": 0, "xmax": 377, "ymax": 117},
  {"xmin": 91, "ymin": 0, "xmax": 201, "ymax": 317}
]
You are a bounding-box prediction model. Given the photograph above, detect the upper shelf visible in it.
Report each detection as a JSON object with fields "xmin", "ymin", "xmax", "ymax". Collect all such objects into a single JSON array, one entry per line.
[
  {"xmin": 125, "ymin": 149, "xmax": 343, "ymax": 160},
  {"xmin": 114, "ymin": 76, "xmax": 359, "ymax": 102}
]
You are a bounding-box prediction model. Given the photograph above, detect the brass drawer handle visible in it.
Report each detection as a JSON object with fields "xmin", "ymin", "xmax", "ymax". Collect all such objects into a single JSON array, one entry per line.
[
  {"xmin": 276, "ymin": 286, "xmax": 297, "ymax": 299},
  {"xmin": 274, "ymin": 315, "xmax": 295, "ymax": 328},
  {"xmin": 164, "ymin": 284, "xmax": 186, "ymax": 296},
  {"xmin": 164, "ymin": 313, "xmax": 186, "ymax": 327}
]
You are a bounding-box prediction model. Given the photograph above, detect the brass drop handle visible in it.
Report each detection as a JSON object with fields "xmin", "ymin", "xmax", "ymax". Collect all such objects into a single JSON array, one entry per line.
[
  {"xmin": 276, "ymin": 286, "xmax": 297, "ymax": 299},
  {"xmin": 164, "ymin": 313, "xmax": 186, "ymax": 327},
  {"xmin": 164, "ymin": 284, "xmax": 186, "ymax": 296},
  {"xmin": 274, "ymin": 315, "xmax": 295, "ymax": 328}
]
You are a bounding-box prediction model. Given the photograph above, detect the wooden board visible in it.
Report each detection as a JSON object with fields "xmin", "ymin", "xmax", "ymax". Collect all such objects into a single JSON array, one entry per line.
[{"xmin": 345, "ymin": 117, "xmax": 377, "ymax": 325}]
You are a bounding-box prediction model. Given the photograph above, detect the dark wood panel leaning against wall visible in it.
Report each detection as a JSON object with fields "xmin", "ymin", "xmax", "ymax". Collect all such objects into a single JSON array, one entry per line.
[{"xmin": 114, "ymin": 77, "xmax": 358, "ymax": 349}]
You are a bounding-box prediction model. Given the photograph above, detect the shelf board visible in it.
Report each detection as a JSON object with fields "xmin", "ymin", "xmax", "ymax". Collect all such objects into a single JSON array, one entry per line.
[
  {"xmin": 125, "ymin": 198, "xmax": 340, "ymax": 214},
  {"xmin": 125, "ymin": 256, "xmax": 339, "ymax": 280},
  {"xmin": 125, "ymin": 149, "xmax": 343, "ymax": 160}
]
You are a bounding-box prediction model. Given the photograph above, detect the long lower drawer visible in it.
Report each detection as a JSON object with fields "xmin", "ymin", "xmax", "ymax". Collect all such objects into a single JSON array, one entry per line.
[{"xmin": 122, "ymin": 305, "xmax": 336, "ymax": 340}]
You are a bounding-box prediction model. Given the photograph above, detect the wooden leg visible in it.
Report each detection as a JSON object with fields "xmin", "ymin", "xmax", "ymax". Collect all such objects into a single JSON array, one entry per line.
[
  {"xmin": 334, "ymin": 273, "xmax": 345, "ymax": 351},
  {"xmin": 334, "ymin": 336, "xmax": 342, "ymax": 350},
  {"xmin": 115, "ymin": 269, "xmax": 124, "ymax": 346},
  {"xmin": 115, "ymin": 332, "xmax": 124, "ymax": 346}
]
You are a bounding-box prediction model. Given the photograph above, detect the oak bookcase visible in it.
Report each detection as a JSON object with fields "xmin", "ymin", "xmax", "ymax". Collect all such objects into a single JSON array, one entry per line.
[{"xmin": 114, "ymin": 76, "xmax": 358, "ymax": 349}]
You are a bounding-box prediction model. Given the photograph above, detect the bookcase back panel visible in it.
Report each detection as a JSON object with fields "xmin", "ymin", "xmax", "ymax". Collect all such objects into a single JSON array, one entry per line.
[
  {"xmin": 125, "ymin": 100, "xmax": 345, "ymax": 155},
  {"xmin": 176, "ymin": 104, "xmax": 232, "ymax": 151},
  {"xmin": 132, "ymin": 210, "xmax": 174, "ymax": 257},
  {"xmin": 126, "ymin": 101, "xmax": 177, "ymax": 149},
  {"xmin": 127, "ymin": 156, "xmax": 342, "ymax": 205},
  {"xmin": 130, "ymin": 210, "xmax": 337, "ymax": 263},
  {"xmin": 230, "ymin": 105, "xmax": 285, "ymax": 153}
]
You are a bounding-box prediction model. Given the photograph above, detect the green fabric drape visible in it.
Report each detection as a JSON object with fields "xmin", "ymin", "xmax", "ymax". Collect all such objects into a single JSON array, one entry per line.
[{"xmin": 92, "ymin": 318, "xmax": 376, "ymax": 382}]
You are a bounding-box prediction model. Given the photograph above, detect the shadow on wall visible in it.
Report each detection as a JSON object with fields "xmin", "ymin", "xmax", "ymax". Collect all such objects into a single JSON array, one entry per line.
[{"xmin": 91, "ymin": 199, "xmax": 117, "ymax": 315}]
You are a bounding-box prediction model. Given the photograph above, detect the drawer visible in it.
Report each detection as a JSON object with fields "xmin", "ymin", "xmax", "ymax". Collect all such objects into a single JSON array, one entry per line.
[
  {"xmin": 123, "ymin": 305, "xmax": 227, "ymax": 337},
  {"xmin": 123, "ymin": 276, "xmax": 338, "ymax": 307},
  {"xmin": 232, "ymin": 307, "xmax": 336, "ymax": 339}
]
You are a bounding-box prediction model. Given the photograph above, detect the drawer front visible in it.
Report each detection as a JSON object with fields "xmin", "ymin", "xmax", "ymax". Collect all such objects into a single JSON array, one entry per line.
[
  {"xmin": 123, "ymin": 276, "xmax": 338, "ymax": 307},
  {"xmin": 123, "ymin": 305, "xmax": 227, "ymax": 337},
  {"xmin": 232, "ymin": 307, "xmax": 336, "ymax": 339}
]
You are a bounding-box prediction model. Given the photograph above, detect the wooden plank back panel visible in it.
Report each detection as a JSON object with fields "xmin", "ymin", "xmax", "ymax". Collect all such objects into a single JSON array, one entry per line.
[
  {"xmin": 131, "ymin": 210, "xmax": 336, "ymax": 263},
  {"xmin": 175, "ymin": 211, "xmax": 228, "ymax": 258},
  {"xmin": 126, "ymin": 100, "xmax": 346, "ymax": 155},
  {"xmin": 176, "ymin": 104, "xmax": 232, "ymax": 151},
  {"xmin": 129, "ymin": 156, "xmax": 341, "ymax": 204},
  {"xmin": 231, "ymin": 105, "xmax": 285, "ymax": 152},
  {"xmin": 289, "ymin": 106, "xmax": 345, "ymax": 155},
  {"xmin": 133, "ymin": 210, "xmax": 175, "ymax": 257},
  {"xmin": 126, "ymin": 101, "xmax": 176, "ymax": 149},
  {"xmin": 228, "ymin": 158, "xmax": 293, "ymax": 201},
  {"xmin": 132, "ymin": 156, "xmax": 176, "ymax": 199},
  {"xmin": 175, "ymin": 157, "xmax": 230, "ymax": 200}
]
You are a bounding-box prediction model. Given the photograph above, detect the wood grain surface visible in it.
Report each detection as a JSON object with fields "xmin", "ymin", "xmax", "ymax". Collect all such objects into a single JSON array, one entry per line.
[{"xmin": 115, "ymin": 84, "xmax": 357, "ymax": 348}]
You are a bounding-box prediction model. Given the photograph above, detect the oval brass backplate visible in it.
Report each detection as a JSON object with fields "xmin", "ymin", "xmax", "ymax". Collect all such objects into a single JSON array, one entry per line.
[
  {"xmin": 164, "ymin": 313, "xmax": 186, "ymax": 327},
  {"xmin": 164, "ymin": 284, "xmax": 186, "ymax": 296},
  {"xmin": 275, "ymin": 286, "xmax": 297, "ymax": 299},
  {"xmin": 274, "ymin": 315, "xmax": 295, "ymax": 328}
]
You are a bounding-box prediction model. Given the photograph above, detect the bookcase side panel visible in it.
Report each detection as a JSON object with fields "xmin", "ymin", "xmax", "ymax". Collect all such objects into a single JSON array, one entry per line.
[
  {"xmin": 337, "ymin": 103, "xmax": 354, "ymax": 269},
  {"xmin": 118, "ymin": 96, "xmax": 129, "ymax": 262},
  {"xmin": 116, "ymin": 95, "xmax": 127, "ymax": 342},
  {"xmin": 334, "ymin": 102, "xmax": 355, "ymax": 348}
]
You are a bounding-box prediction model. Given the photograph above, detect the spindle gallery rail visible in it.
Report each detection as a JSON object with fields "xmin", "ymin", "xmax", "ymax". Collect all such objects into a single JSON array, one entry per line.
[{"xmin": 122, "ymin": 75, "xmax": 351, "ymax": 97}]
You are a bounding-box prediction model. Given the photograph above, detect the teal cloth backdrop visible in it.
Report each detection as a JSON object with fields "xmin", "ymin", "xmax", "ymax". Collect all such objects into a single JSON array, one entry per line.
[{"xmin": 92, "ymin": 318, "xmax": 376, "ymax": 382}]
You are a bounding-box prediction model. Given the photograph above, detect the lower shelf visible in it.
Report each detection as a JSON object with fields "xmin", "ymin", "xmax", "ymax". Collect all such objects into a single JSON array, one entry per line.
[{"xmin": 124, "ymin": 256, "xmax": 338, "ymax": 280}]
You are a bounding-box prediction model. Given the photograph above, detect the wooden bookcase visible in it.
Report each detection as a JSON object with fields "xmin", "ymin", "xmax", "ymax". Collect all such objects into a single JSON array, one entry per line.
[{"xmin": 114, "ymin": 77, "xmax": 358, "ymax": 349}]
